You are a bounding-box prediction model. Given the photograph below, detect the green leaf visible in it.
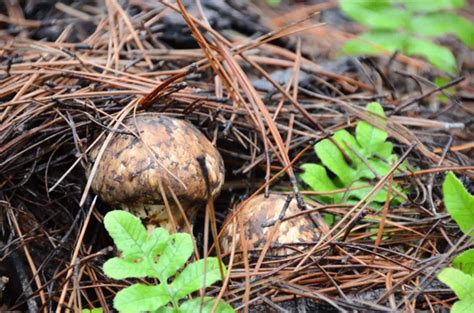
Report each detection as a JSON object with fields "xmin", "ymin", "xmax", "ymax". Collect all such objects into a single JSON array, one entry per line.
[
  {"xmin": 266, "ymin": 0, "xmax": 282, "ymax": 6},
  {"xmin": 102, "ymin": 211, "xmax": 233, "ymax": 312},
  {"xmin": 323, "ymin": 213, "xmax": 335, "ymax": 226},
  {"xmin": 434, "ymin": 77, "xmax": 456, "ymax": 103},
  {"xmin": 171, "ymin": 258, "xmax": 225, "ymax": 300},
  {"xmin": 438, "ymin": 267, "xmax": 474, "ymax": 313},
  {"xmin": 411, "ymin": 12, "xmax": 474, "ymax": 47},
  {"xmin": 300, "ymin": 163, "xmax": 341, "ymax": 202},
  {"xmin": 453, "ymin": 249, "xmax": 474, "ymax": 275},
  {"xmin": 340, "ymin": 0, "xmax": 409, "ymax": 30},
  {"xmin": 377, "ymin": 142, "xmax": 394, "ymax": 159},
  {"xmin": 315, "ymin": 139, "xmax": 354, "ymax": 186},
  {"xmin": 154, "ymin": 307, "xmax": 175, "ymax": 313},
  {"xmin": 342, "ymin": 31, "xmax": 406, "ymax": 55},
  {"xmin": 355, "ymin": 157, "xmax": 386, "ymax": 180},
  {"xmin": 333, "ymin": 129, "xmax": 363, "ymax": 165},
  {"xmin": 104, "ymin": 210, "xmax": 148, "ymax": 260},
  {"xmin": 113, "ymin": 284, "xmax": 171, "ymax": 313},
  {"xmin": 103, "ymin": 212, "xmax": 171, "ymax": 280},
  {"xmin": 443, "ymin": 172, "xmax": 474, "ymax": 235},
  {"xmin": 405, "ymin": 37, "xmax": 457, "ymax": 73},
  {"xmin": 143, "ymin": 228, "xmax": 171, "ymax": 257},
  {"xmin": 398, "ymin": 0, "xmax": 465, "ymax": 12},
  {"xmin": 301, "ymin": 102, "xmax": 406, "ymax": 205},
  {"xmin": 356, "ymin": 102, "xmax": 388, "ymax": 157},
  {"xmin": 346, "ymin": 181, "xmax": 387, "ymax": 203},
  {"xmin": 103, "ymin": 257, "xmax": 149, "ymax": 280},
  {"xmin": 366, "ymin": 158, "xmax": 392, "ymax": 177},
  {"xmin": 179, "ymin": 297, "xmax": 235, "ymax": 313},
  {"xmin": 343, "ymin": 31, "xmax": 458, "ymax": 73},
  {"xmin": 155, "ymin": 233, "xmax": 193, "ymax": 280}
]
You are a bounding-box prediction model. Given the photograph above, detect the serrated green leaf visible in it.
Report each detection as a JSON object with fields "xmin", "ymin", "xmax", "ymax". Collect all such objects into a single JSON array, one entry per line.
[
  {"xmin": 405, "ymin": 38, "xmax": 457, "ymax": 73},
  {"xmin": 353, "ymin": 157, "xmax": 391, "ymax": 181},
  {"xmin": 102, "ymin": 211, "xmax": 233, "ymax": 312},
  {"xmin": 340, "ymin": 0, "xmax": 409, "ymax": 30},
  {"xmin": 377, "ymin": 142, "xmax": 394, "ymax": 159},
  {"xmin": 300, "ymin": 163, "xmax": 341, "ymax": 202},
  {"xmin": 346, "ymin": 181, "xmax": 387, "ymax": 203},
  {"xmin": 412, "ymin": 12, "xmax": 474, "ymax": 47},
  {"xmin": 103, "ymin": 257, "xmax": 150, "ymax": 280},
  {"xmin": 171, "ymin": 258, "xmax": 225, "ymax": 300},
  {"xmin": 103, "ymin": 212, "xmax": 172, "ymax": 279},
  {"xmin": 143, "ymin": 227, "xmax": 170, "ymax": 257},
  {"xmin": 155, "ymin": 233, "xmax": 193, "ymax": 280},
  {"xmin": 398, "ymin": 0, "xmax": 464, "ymax": 12},
  {"xmin": 342, "ymin": 31, "xmax": 406, "ymax": 55},
  {"xmin": 443, "ymin": 172, "xmax": 474, "ymax": 235},
  {"xmin": 333, "ymin": 129, "xmax": 363, "ymax": 166},
  {"xmin": 315, "ymin": 139, "xmax": 354, "ymax": 186},
  {"xmin": 453, "ymin": 249, "xmax": 474, "ymax": 275},
  {"xmin": 179, "ymin": 297, "xmax": 235, "ymax": 313},
  {"xmin": 356, "ymin": 102, "xmax": 388, "ymax": 157},
  {"xmin": 367, "ymin": 158, "xmax": 392, "ymax": 177},
  {"xmin": 300, "ymin": 102, "xmax": 405, "ymax": 206},
  {"xmin": 113, "ymin": 284, "xmax": 171, "ymax": 313},
  {"xmin": 438, "ymin": 267, "xmax": 474, "ymax": 313},
  {"xmin": 104, "ymin": 210, "xmax": 148, "ymax": 260}
]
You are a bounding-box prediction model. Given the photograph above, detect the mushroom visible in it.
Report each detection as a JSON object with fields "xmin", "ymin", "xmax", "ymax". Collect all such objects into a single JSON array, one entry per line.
[
  {"xmin": 86, "ymin": 113, "xmax": 225, "ymax": 232},
  {"xmin": 220, "ymin": 193, "xmax": 328, "ymax": 257}
]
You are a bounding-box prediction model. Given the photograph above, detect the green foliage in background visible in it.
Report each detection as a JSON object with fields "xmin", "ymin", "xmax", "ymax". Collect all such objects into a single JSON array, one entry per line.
[
  {"xmin": 300, "ymin": 102, "xmax": 405, "ymax": 206},
  {"xmin": 438, "ymin": 172, "xmax": 474, "ymax": 313},
  {"xmin": 340, "ymin": 0, "xmax": 474, "ymax": 73},
  {"xmin": 266, "ymin": 0, "xmax": 282, "ymax": 6},
  {"xmin": 102, "ymin": 210, "xmax": 234, "ymax": 313}
]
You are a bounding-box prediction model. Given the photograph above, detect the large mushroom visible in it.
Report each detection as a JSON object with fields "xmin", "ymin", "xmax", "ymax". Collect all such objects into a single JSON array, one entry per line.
[
  {"xmin": 86, "ymin": 113, "xmax": 225, "ymax": 232},
  {"xmin": 220, "ymin": 193, "xmax": 328, "ymax": 257}
]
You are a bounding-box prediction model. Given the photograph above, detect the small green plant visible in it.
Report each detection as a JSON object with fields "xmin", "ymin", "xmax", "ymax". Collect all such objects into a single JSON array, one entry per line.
[
  {"xmin": 340, "ymin": 0, "xmax": 474, "ymax": 73},
  {"xmin": 442, "ymin": 172, "xmax": 474, "ymax": 236},
  {"xmin": 437, "ymin": 172, "xmax": 474, "ymax": 312},
  {"xmin": 300, "ymin": 102, "xmax": 405, "ymax": 206},
  {"xmin": 103, "ymin": 210, "xmax": 234, "ymax": 313}
]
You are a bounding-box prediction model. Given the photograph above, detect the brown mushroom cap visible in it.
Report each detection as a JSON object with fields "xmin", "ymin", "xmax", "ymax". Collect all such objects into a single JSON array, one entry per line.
[
  {"xmin": 87, "ymin": 113, "xmax": 225, "ymax": 230},
  {"xmin": 220, "ymin": 193, "xmax": 328, "ymax": 257}
]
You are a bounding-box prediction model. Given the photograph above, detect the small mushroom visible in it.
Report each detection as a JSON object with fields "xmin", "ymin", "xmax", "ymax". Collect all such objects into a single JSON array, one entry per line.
[
  {"xmin": 86, "ymin": 113, "xmax": 225, "ymax": 232},
  {"xmin": 220, "ymin": 193, "xmax": 328, "ymax": 257}
]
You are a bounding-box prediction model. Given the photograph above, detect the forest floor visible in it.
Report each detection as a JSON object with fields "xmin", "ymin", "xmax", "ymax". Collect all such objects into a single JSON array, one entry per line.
[{"xmin": 0, "ymin": 0, "xmax": 473, "ymax": 312}]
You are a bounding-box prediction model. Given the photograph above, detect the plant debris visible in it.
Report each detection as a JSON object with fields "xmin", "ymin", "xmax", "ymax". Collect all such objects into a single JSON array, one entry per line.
[{"xmin": 0, "ymin": 0, "xmax": 473, "ymax": 312}]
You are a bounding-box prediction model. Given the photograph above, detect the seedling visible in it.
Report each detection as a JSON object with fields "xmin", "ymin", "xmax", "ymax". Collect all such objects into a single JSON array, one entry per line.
[
  {"xmin": 102, "ymin": 210, "xmax": 234, "ymax": 313},
  {"xmin": 442, "ymin": 172, "xmax": 474, "ymax": 236},
  {"xmin": 340, "ymin": 0, "xmax": 474, "ymax": 73},
  {"xmin": 300, "ymin": 102, "xmax": 405, "ymax": 206},
  {"xmin": 437, "ymin": 172, "xmax": 474, "ymax": 312}
]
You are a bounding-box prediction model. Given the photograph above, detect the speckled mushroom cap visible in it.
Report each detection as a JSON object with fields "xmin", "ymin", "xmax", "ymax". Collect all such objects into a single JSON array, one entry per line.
[
  {"xmin": 87, "ymin": 113, "xmax": 225, "ymax": 230},
  {"xmin": 220, "ymin": 193, "xmax": 328, "ymax": 257}
]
